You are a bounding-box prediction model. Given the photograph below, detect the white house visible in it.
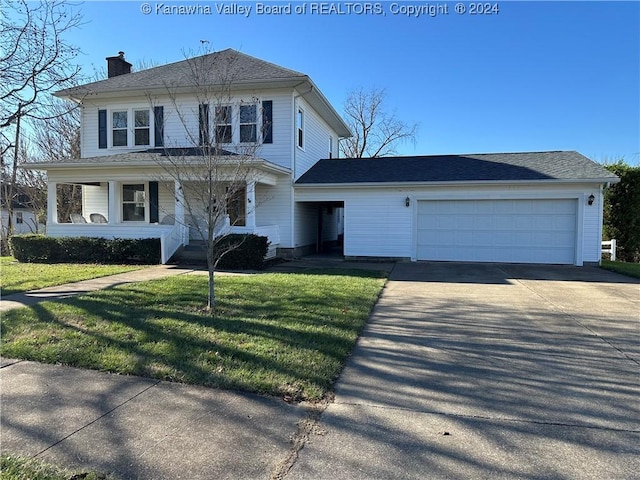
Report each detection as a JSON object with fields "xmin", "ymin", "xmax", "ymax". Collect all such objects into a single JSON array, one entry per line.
[{"xmin": 24, "ymin": 49, "xmax": 618, "ymax": 266}]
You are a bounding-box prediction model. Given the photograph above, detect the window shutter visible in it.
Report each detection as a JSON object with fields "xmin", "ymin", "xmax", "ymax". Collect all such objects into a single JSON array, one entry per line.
[
  {"xmin": 154, "ymin": 106, "xmax": 164, "ymax": 147},
  {"xmin": 98, "ymin": 109, "xmax": 107, "ymax": 149},
  {"xmin": 199, "ymin": 103, "xmax": 209, "ymax": 146},
  {"xmin": 149, "ymin": 181, "xmax": 159, "ymax": 223},
  {"xmin": 262, "ymin": 100, "xmax": 273, "ymax": 144}
]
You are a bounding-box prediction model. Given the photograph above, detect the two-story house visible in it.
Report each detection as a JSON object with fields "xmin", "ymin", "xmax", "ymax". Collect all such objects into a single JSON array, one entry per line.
[{"xmin": 25, "ymin": 49, "xmax": 618, "ymax": 266}]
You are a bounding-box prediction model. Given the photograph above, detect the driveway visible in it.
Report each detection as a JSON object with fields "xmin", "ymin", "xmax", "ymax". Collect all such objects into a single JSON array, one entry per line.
[{"xmin": 288, "ymin": 263, "xmax": 640, "ymax": 479}]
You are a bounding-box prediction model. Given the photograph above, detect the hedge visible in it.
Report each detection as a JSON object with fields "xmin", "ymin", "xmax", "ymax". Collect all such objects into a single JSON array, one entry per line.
[
  {"xmin": 604, "ymin": 163, "xmax": 640, "ymax": 262},
  {"xmin": 9, "ymin": 234, "xmax": 161, "ymax": 264},
  {"xmin": 212, "ymin": 234, "xmax": 268, "ymax": 270}
]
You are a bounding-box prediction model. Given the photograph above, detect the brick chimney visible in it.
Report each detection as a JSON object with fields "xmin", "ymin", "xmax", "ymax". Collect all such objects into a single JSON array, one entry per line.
[{"xmin": 106, "ymin": 51, "xmax": 132, "ymax": 78}]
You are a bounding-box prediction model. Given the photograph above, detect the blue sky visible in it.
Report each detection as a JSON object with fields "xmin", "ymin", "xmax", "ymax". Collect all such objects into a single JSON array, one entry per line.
[{"xmin": 65, "ymin": 1, "xmax": 639, "ymax": 163}]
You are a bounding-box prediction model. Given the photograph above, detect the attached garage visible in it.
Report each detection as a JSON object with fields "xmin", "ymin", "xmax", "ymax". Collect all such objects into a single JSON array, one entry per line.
[
  {"xmin": 416, "ymin": 199, "xmax": 577, "ymax": 264},
  {"xmin": 295, "ymin": 151, "xmax": 619, "ymax": 266}
]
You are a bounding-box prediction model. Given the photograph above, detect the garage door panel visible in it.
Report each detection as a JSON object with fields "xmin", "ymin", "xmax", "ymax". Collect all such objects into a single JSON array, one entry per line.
[{"xmin": 417, "ymin": 199, "xmax": 577, "ymax": 264}]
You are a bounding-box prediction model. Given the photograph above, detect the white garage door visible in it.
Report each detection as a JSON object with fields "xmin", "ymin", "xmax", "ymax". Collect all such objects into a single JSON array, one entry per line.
[{"xmin": 416, "ymin": 199, "xmax": 577, "ymax": 264}]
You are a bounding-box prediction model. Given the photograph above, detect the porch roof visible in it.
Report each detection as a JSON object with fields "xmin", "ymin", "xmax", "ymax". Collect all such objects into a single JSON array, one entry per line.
[{"xmin": 21, "ymin": 149, "xmax": 292, "ymax": 178}]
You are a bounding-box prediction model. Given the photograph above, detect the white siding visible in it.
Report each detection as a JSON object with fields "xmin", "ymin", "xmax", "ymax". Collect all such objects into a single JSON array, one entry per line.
[
  {"xmin": 1, "ymin": 209, "xmax": 42, "ymax": 234},
  {"xmin": 80, "ymin": 90, "xmax": 295, "ymax": 171},
  {"xmin": 293, "ymin": 96, "xmax": 339, "ymax": 180},
  {"xmin": 157, "ymin": 181, "xmax": 175, "ymax": 221},
  {"xmin": 82, "ymin": 184, "xmax": 109, "ymax": 221},
  {"xmin": 295, "ymin": 183, "xmax": 606, "ymax": 265},
  {"xmin": 256, "ymin": 182, "xmax": 293, "ymax": 247}
]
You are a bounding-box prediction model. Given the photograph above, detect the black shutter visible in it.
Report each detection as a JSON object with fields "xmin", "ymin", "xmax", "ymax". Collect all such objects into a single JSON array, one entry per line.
[
  {"xmin": 199, "ymin": 103, "xmax": 209, "ymax": 146},
  {"xmin": 149, "ymin": 181, "xmax": 159, "ymax": 223},
  {"xmin": 262, "ymin": 100, "xmax": 273, "ymax": 144},
  {"xmin": 98, "ymin": 109, "xmax": 107, "ymax": 149},
  {"xmin": 154, "ymin": 106, "xmax": 164, "ymax": 147}
]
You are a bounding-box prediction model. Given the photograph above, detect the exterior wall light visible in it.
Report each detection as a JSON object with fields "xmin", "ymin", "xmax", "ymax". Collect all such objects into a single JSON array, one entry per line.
[
  {"xmin": 588, "ymin": 194, "xmax": 595, "ymax": 206},
  {"xmin": 405, "ymin": 196, "xmax": 410, "ymax": 207}
]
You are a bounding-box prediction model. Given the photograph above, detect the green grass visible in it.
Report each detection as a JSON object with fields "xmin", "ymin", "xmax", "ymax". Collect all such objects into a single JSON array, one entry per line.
[
  {"xmin": 0, "ymin": 454, "xmax": 107, "ymax": 480},
  {"xmin": 600, "ymin": 259, "xmax": 640, "ymax": 279},
  {"xmin": 0, "ymin": 257, "xmax": 144, "ymax": 296},
  {"xmin": 0, "ymin": 270, "xmax": 386, "ymax": 401}
]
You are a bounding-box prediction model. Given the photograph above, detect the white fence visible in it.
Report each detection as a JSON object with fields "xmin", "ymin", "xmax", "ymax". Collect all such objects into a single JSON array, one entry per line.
[{"xmin": 602, "ymin": 239, "xmax": 617, "ymax": 261}]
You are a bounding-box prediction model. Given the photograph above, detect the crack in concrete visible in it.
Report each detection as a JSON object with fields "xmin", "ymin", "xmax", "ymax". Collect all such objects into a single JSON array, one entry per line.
[{"xmin": 269, "ymin": 401, "xmax": 329, "ymax": 480}]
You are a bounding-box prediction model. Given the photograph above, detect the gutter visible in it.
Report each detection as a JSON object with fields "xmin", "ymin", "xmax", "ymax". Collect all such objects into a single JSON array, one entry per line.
[{"xmin": 293, "ymin": 178, "xmax": 621, "ymax": 188}]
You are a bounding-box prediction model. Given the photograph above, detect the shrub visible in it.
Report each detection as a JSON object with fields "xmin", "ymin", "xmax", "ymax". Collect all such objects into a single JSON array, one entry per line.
[
  {"xmin": 9, "ymin": 235, "xmax": 160, "ymax": 264},
  {"xmin": 604, "ymin": 162, "xmax": 640, "ymax": 262},
  {"xmin": 213, "ymin": 234, "xmax": 268, "ymax": 270}
]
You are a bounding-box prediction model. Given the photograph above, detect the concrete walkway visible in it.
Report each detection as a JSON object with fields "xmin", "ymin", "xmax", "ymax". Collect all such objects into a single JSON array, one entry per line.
[{"xmin": 0, "ymin": 265, "xmax": 198, "ymax": 313}]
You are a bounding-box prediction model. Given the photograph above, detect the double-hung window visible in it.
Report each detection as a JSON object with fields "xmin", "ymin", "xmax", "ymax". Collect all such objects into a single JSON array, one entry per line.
[
  {"xmin": 239, "ymin": 104, "xmax": 257, "ymax": 143},
  {"xmin": 122, "ymin": 184, "xmax": 146, "ymax": 222},
  {"xmin": 111, "ymin": 109, "xmax": 152, "ymax": 147},
  {"xmin": 215, "ymin": 106, "xmax": 232, "ymax": 144},
  {"xmin": 134, "ymin": 109, "xmax": 150, "ymax": 146},
  {"xmin": 112, "ymin": 111, "xmax": 128, "ymax": 147}
]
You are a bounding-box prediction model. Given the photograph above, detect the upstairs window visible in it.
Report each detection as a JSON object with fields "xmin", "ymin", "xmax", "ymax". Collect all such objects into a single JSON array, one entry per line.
[
  {"xmin": 240, "ymin": 104, "xmax": 257, "ymax": 143},
  {"xmin": 134, "ymin": 109, "xmax": 150, "ymax": 146},
  {"xmin": 215, "ymin": 106, "xmax": 232, "ymax": 144},
  {"xmin": 297, "ymin": 108, "xmax": 304, "ymax": 149},
  {"xmin": 112, "ymin": 111, "xmax": 128, "ymax": 147}
]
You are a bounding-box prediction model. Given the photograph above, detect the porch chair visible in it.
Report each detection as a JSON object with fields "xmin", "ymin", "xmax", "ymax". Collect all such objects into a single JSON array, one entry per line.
[
  {"xmin": 70, "ymin": 213, "xmax": 87, "ymax": 223},
  {"xmin": 90, "ymin": 213, "xmax": 108, "ymax": 223},
  {"xmin": 160, "ymin": 214, "xmax": 175, "ymax": 225}
]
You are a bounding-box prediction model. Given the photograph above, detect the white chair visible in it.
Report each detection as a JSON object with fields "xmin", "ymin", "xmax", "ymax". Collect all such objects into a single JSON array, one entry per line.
[
  {"xmin": 90, "ymin": 213, "xmax": 108, "ymax": 223},
  {"xmin": 70, "ymin": 213, "xmax": 87, "ymax": 223}
]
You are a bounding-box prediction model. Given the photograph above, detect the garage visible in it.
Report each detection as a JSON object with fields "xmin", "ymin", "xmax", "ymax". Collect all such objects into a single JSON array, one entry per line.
[
  {"xmin": 416, "ymin": 199, "xmax": 577, "ymax": 264},
  {"xmin": 296, "ymin": 151, "xmax": 619, "ymax": 266}
]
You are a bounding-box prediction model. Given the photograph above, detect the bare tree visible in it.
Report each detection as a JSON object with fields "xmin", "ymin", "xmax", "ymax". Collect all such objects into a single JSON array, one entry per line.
[
  {"xmin": 30, "ymin": 98, "xmax": 83, "ymax": 223},
  {"xmin": 151, "ymin": 50, "xmax": 267, "ymax": 310},
  {"xmin": 1, "ymin": 0, "xmax": 82, "ymax": 235},
  {"xmin": 340, "ymin": 87, "xmax": 418, "ymax": 158}
]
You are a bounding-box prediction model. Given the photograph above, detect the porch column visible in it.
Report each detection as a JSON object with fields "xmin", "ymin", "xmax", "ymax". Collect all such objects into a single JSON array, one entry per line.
[
  {"xmin": 108, "ymin": 181, "xmax": 117, "ymax": 224},
  {"xmin": 174, "ymin": 180, "xmax": 185, "ymax": 226},
  {"xmin": 246, "ymin": 180, "xmax": 256, "ymax": 229},
  {"xmin": 47, "ymin": 181, "xmax": 57, "ymax": 224}
]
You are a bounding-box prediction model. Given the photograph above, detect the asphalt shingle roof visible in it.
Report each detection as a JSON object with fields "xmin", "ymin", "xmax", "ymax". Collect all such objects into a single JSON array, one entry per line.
[
  {"xmin": 56, "ymin": 49, "xmax": 308, "ymax": 97},
  {"xmin": 295, "ymin": 151, "xmax": 618, "ymax": 185}
]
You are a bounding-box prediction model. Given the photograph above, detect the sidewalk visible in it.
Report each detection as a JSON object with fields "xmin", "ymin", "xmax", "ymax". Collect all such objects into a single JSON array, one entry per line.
[
  {"xmin": 0, "ymin": 359, "xmax": 305, "ymax": 479},
  {"xmin": 0, "ymin": 265, "xmax": 198, "ymax": 313}
]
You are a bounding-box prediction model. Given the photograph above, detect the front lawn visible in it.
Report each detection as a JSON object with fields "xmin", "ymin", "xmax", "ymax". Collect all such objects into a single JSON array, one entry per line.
[
  {"xmin": 0, "ymin": 257, "xmax": 144, "ymax": 296},
  {"xmin": 600, "ymin": 259, "xmax": 640, "ymax": 279},
  {"xmin": 0, "ymin": 270, "xmax": 386, "ymax": 401}
]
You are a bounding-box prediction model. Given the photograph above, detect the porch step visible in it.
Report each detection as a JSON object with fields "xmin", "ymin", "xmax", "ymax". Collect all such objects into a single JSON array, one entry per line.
[{"xmin": 173, "ymin": 241, "xmax": 207, "ymax": 265}]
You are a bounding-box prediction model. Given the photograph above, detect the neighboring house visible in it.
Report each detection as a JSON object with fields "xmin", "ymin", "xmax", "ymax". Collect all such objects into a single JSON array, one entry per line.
[
  {"xmin": 23, "ymin": 49, "xmax": 618, "ymax": 266},
  {"xmin": 1, "ymin": 190, "xmax": 43, "ymax": 236}
]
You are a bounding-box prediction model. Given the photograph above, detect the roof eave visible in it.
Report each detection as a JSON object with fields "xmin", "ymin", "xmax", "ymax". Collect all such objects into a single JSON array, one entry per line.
[
  {"xmin": 294, "ymin": 178, "xmax": 620, "ymax": 188},
  {"xmin": 54, "ymin": 76, "xmax": 312, "ymax": 101}
]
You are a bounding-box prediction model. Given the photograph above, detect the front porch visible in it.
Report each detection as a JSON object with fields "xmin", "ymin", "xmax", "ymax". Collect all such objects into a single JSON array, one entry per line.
[{"xmin": 46, "ymin": 178, "xmax": 280, "ymax": 264}]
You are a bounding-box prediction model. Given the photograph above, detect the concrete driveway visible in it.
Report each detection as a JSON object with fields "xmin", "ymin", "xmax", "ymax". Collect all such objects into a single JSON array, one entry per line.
[{"xmin": 288, "ymin": 263, "xmax": 640, "ymax": 480}]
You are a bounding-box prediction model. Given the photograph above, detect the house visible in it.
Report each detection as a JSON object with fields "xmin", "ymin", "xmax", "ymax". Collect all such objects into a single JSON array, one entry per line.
[
  {"xmin": 1, "ymin": 189, "xmax": 43, "ymax": 236},
  {"xmin": 23, "ymin": 49, "xmax": 618, "ymax": 266}
]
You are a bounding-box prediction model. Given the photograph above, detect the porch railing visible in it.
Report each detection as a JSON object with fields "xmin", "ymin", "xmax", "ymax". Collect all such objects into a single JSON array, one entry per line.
[{"xmin": 161, "ymin": 223, "xmax": 189, "ymax": 264}]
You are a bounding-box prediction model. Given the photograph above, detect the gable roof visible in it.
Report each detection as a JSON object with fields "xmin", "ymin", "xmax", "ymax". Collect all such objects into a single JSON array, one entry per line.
[
  {"xmin": 56, "ymin": 49, "xmax": 307, "ymax": 97},
  {"xmin": 295, "ymin": 151, "xmax": 619, "ymax": 186}
]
